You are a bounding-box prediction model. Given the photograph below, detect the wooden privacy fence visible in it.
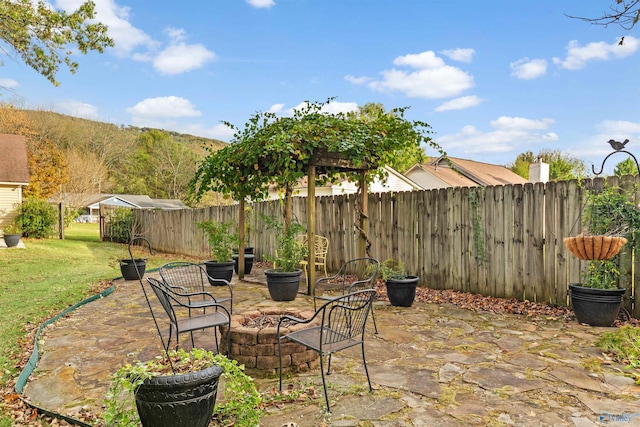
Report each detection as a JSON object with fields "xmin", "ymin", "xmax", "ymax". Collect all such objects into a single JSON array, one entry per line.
[{"xmin": 130, "ymin": 176, "xmax": 640, "ymax": 317}]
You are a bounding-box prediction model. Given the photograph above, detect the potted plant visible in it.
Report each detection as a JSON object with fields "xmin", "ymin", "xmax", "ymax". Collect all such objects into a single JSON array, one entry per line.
[
  {"xmin": 103, "ymin": 348, "xmax": 261, "ymax": 427},
  {"xmin": 2, "ymin": 217, "xmax": 22, "ymax": 247},
  {"xmin": 197, "ymin": 219, "xmax": 239, "ymax": 284},
  {"xmin": 117, "ymin": 257, "xmax": 147, "ymax": 281},
  {"xmin": 263, "ymin": 216, "xmax": 307, "ymax": 301},
  {"xmin": 379, "ymin": 258, "xmax": 419, "ymax": 307},
  {"xmin": 566, "ymin": 184, "xmax": 640, "ymax": 326}
]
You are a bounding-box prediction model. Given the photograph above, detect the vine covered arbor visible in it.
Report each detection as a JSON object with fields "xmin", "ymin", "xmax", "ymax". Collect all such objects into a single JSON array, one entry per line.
[{"xmin": 192, "ymin": 99, "xmax": 444, "ymax": 293}]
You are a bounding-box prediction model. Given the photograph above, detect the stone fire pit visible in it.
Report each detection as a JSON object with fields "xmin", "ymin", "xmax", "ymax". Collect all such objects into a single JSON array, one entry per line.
[{"xmin": 219, "ymin": 308, "xmax": 320, "ymax": 376}]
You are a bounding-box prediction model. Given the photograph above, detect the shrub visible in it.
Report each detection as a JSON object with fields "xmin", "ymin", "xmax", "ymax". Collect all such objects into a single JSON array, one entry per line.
[
  {"xmin": 108, "ymin": 207, "xmax": 135, "ymax": 243},
  {"xmin": 16, "ymin": 198, "xmax": 57, "ymax": 238},
  {"xmin": 197, "ymin": 220, "xmax": 239, "ymax": 262}
]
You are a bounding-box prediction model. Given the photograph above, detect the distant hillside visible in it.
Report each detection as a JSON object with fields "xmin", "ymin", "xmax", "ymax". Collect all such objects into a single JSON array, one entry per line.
[
  {"xmin": 22, "ymin": 109, "xmax": 227, "ymax": 152},
  {"xmin": 17, "ymin": 109, "xmax": 228, "ymax": 206}
]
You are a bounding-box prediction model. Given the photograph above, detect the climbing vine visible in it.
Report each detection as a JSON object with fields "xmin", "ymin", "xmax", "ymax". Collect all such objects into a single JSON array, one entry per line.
[{"xmin": 469, "ymin": 188, "xmax": 487, "ymax": 265}]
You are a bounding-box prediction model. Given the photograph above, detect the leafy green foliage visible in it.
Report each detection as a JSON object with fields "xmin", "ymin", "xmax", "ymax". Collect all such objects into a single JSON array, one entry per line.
[
  {"xmin": 614, "ymin": 157, "xmax": 639, "ymax": 177},
  {"xmin": 16, "ymin": 198, "xmax": 56, "ymax": 238},
  {"xmin": 263, "ymin": 215, "xmax": 307, "ymax": 272},
  {"xmin": 469, "ymin": 188, "xmax": 487, "ymax": 265},
  {"xmin": 197, "ymin": 219, "xmax": 239, "ymax": 261},
  {"xmin": 582, "ymin": 259, "xmax": 621, "ymax": 289},
  {"xmin": 379, "ymin": 259, "xmax": 408, "ymax": 280},
  {"xmin": 103, "ymin": 349, "xmax": 262, "ymax": 427},
  {"xmin": 0, "ymin": 0, "xmax": 113, "ymax": 86},
  {"xmin": 2, "ymin": 216, "xmax": 21, "ymax": 234},
  {"xmin": 509, "ymin": 149, "xmax": 586, "ymax": 181},
  {"xmin": 596, "ymin": 326, "xmax": 640, "ymax": 384},
  {"xmin": 191, "ymin": 98, "xmax": 442, "ymax": 203},
  {"xmin": 583, "ymin": 185, "xmax": 640, "ymax": 245},
  {"xmin": 107, "ymin": 207, "xmax": 135, "ymax": 244},
  {"xmin": 581, "ymin": 185, "xmax": 640, "ymax": 289},
  {"xmin": 346, "ymin": 102, "xmax": 428, "ymax": 173}
]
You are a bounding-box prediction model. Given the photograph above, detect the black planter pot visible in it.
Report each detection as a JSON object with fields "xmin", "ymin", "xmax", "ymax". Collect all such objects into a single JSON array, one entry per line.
[
  {"xmin": 264, "ymin": 269, "xmax": 302, "ymax": 301},
  {"xmin": 233, "ymin": 247, "xmax": 254, "ymax": 255},
  {"xmin": 385, "ymin": 276, "xmax": 419, "ymax": 307},
  {"xmin": 204, "ymin": 260, "xmax": 234, "ymax": 284},
  {"xmin": 569, "ymin": 284, "xmax": 625, "ymax": 327},
  {"xmin": 232, "ymin": 254, "xmax": 255, "ymax": 274},
  {"xmin": 3, "ymin": 234, "xmax": 20, "ymax": 248},
  {"xmin": 135, "ymin": 365, "xmax": 223, "ymax": 427},
  {"xmin": 119, "ymin": 258, "xmax": 147, "ymax": 280}
]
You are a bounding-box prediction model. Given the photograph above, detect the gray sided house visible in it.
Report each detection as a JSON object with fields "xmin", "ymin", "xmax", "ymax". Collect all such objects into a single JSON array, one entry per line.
[
  {"xmin": 0, "ymin": 134, "xmax": 30, "ymax": 234},
  {"xmin": 404, "ymin": 156, "xmax": 528, "ymax": 190},
  {"xmin": 53, "ymin": 194, "xmax": 188, "ymax": 223}
]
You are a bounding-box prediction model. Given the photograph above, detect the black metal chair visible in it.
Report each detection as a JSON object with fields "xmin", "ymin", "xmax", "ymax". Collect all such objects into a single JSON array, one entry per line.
[
  {"xmin": 278, "ymin": 289, "xmax": 376, "ymax": 413},
  {"xmin": 313, "ymin": 257, "xmax": 380, "ymax": 333},
  {"xmin": 147, "ymin": 277, "xmax": 231, "ymax": 355},
  {"xmin": 159, "ymin": 261, "xmax": 233, "ymax": 314}
]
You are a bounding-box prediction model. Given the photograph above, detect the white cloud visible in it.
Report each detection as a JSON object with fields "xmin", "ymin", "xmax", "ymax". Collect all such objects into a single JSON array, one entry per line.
[
  {"xmin": 553, "ymin": 36, "xmax": 640, "ymax": 70},
  {"xmin": 165, "ymin": 27, "xmax": 186, "ymax": 42},
  {"xmin": 247, "ymin": 0, "xmax": 275, "ymax": 8},
  {"xmin": 510, "ymin": 58, "xmax": 547, "ymax": 79},
  {"xmin": 57, "ymin": 0, "xmax": 216, "ymax": 76},
  {"xmin": 344, "ymin": 75, "xmax": 373, "ymax": 85},
  {"xmin": 126, "ymin": 96, "xmax": 201, "ymax": 119},
  {"xmin": 56, "ymin": 0, "xmax": 159, "ymax": 58},
  {"xmin": 267, "ymin": 103, "xmax": 285, "ymax": 114},
  {"xmin": 0, "ymin": 78, "xmax": 19, "ymax": 88},
  {"xmin": 351, "ymin": 50, "xmax": 474, "ymax": 99},
  {"xmin": 153, "ymin": 42, "xmax": 216, "ymax": 75},
  {"xmin": 491, "ymin": 116, "xmax": 554, "ymax": 130},
  {"xmin": 175, "ymin": 122, "xmax": 235, "ymax": 141},
  {"xmin": 577, "ymin": 119, "xmax": 640, "ymax": 158},
  {"xmin": 435, "ymin": 95, "xmax": 483, "ymax": 112},
  {"xmin": 440, "ymin": 48, "xmax": 475, "ymax": 63},
  {"xmin": 438, "ymin": 116, "xmax": 558, "ymax": 155},
  {"xmin": 56, "ymin": 99, "xmax": 99, "ymax": 119}
]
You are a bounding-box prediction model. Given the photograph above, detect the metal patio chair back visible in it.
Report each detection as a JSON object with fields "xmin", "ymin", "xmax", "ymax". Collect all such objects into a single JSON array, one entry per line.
[
  {"xmin": 277, "ymin": 289, "xmax": 376, "ymax": 413},
  {"xmin": 159, "ymin": 261, "xmax": 232, "ymax": 314},
  {"xmin": 147, "ymin": 277, "xmax": 231, "ymax": 355},
  {"xmin": 313, "ymin": 257, "xmax": 380, "ymax": 332}
]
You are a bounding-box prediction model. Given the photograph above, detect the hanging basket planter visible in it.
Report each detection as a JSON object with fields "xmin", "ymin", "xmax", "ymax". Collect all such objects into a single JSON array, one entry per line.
[{"xmin": 563, "ymin": 235, "xmax": 627, "ymax": 261}]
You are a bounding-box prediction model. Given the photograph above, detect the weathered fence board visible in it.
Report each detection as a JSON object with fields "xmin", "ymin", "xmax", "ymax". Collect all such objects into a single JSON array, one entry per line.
[{"xmin": 127, "ymin": 177, "xmax": 639, "ymax": 313}]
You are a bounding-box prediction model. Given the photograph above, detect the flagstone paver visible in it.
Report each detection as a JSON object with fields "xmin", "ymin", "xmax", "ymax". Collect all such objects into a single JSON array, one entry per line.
[{"xmin": 21, "ymin": 266, "xmax": 640, "ymax": 426}]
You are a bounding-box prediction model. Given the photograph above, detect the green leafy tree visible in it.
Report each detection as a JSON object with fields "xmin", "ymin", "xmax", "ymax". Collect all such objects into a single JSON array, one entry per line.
[
  {"xmin": 509, "ymin": 149, "xmax": 587, "ymax": 181},
  {"xmin": 614, "ymin": 157, "xmax": 639, "ymax": 177},
  {"xmin": 0, "ymin": 0, "xmax": 113, "ymax": 86},
  {"xmin": 348, "ymin": 102, "xmax": 428, "ymax": 173},
  {"xmin": 114, "ymin": 130, "xmax": 199, "ymax": 200}
]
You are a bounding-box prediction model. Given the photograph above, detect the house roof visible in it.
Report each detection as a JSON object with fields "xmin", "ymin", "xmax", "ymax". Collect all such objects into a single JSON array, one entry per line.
[
  {"xmin": 436, "ymin": 157, "xmax": 527, "ymax": 186},
  {"xmin": 405, "ymin": 163, "xmax": 478, "ymax": 188},
  {"xmin": 0, "ymin": 134, "xmax": 30, "ymax": 185},
  {"xmin": 406, "ymin": 157, "xmax": 527, "ymax": 188},
  {"xmin": 50, "ymin": 193, "xmax": 188, "ymax": 210},
  {"xmin": 269, "ymin": 165, "xmax": 420, "ymax": 194}
]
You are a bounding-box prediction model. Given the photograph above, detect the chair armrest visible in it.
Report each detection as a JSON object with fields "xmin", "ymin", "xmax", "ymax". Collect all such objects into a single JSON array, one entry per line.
[
  {"xmin": 164, "ymin": 284, "xmax": 190, "ymax": 294},
  {"xmin": 346, "ymin": 278, "xmax": 372, "ymax": 293}
]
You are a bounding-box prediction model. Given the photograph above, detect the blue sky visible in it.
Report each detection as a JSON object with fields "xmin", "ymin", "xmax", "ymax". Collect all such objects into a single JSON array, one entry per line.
[{"xmin": 2, "ymin": 0, "xmax": 640, "ymax": 172}]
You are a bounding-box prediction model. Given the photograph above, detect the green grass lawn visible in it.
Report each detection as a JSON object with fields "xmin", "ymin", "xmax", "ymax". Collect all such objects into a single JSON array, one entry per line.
[{"xmin": 0, "ymin": 223, "xmax": 178, "ymax": 424}]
